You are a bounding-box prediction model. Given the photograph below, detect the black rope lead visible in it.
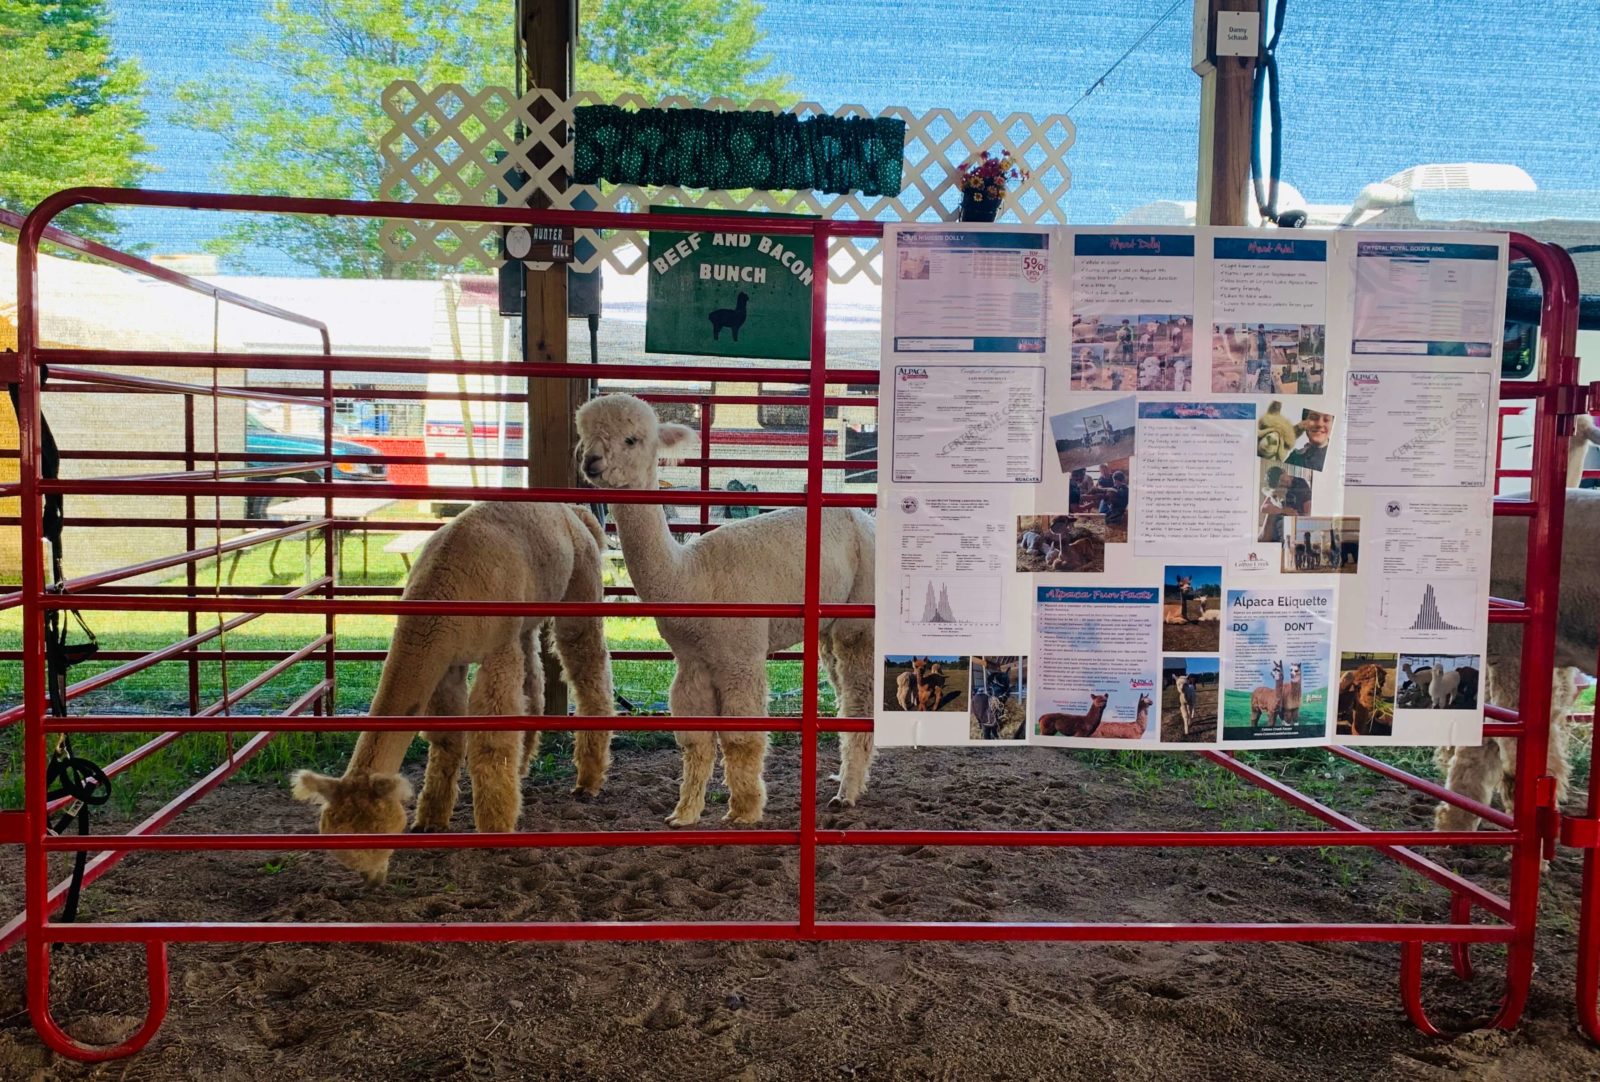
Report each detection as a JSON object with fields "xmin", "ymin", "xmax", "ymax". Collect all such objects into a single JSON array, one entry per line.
[
  {"xmin": 6, "ymin": 368, "xmax": 107, "ymax": 924},
  {"xmin": 1250, "ymin": 0, "xmax": 1290, "ymax": 225}
]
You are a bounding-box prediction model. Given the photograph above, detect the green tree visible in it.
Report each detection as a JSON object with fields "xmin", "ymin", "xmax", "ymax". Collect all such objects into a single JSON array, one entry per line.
[
  {"xmin": 579, "ymin": 0, "xmax": 788, "ymax": 102},
  {"xmin": 176, "ymin": 0, "xmax": 788, "ymax": 278},
  {"xmin": 0, "ymin": 0, "xmax": 151, "ymax": 239}
]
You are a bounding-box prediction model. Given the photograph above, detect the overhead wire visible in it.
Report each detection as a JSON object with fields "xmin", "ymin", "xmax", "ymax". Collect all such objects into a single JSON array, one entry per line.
[{"xmin": 1066, "ymin": 0, "xmax": 1189, "ymax": 116}]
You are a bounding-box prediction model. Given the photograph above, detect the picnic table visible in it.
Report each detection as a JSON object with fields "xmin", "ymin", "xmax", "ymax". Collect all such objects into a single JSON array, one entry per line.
[{"xmin": 227, "ymin": 497, "xmax": 398, "ymax": 582}]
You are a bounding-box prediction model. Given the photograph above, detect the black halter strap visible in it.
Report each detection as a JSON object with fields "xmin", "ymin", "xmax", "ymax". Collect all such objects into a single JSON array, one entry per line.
[{"xmin": 6, "ymin": 366, "xmax": 104, "ymax": 922}]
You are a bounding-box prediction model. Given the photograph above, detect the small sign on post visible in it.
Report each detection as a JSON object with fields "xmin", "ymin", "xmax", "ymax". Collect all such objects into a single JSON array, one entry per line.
[
  {"xmin": 503, "ymin": 224, "xmax": 575, "ymax": 264},
  {"xmin": 644, "ymin": 208, "xmax": 816, "ymax": 361}
]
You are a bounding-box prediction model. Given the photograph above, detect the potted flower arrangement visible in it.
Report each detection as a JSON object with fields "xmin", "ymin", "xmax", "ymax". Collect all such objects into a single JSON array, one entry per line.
[{"xmin": 956, "ymin": 148, "xmax": 1028, "ymax": 223}]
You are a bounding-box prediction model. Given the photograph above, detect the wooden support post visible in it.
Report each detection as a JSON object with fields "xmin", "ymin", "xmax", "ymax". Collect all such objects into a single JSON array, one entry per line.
[
  {"xmin": 1194, "ymin": 0, "xmax": 1260, "ymax": 227},
  {"xmin": 521, "ymin": 0, "xmax": 581, "ymax": 716}
]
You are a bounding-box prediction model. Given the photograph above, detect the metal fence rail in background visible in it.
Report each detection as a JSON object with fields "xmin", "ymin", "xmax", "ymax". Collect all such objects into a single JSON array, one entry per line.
[{"xmin": 0, "ymin": 188, "xmax": 1586, "ymax": 1060}]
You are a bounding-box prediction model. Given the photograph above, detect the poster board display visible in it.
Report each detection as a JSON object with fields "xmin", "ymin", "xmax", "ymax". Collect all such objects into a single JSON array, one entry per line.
[{"xmin": 873, "ymin": 226, "xmax": 1506, "ymax": 751}]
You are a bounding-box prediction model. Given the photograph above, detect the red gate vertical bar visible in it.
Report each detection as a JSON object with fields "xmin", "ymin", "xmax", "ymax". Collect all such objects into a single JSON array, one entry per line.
[
  {"xmin": 323, "ymin": 348, "xmax": 337, "ymax": 715},
  {"xmin": 798, "ymin": 224, "xmax": 830, "ymax": 936},
  {"xmin": 1491, "ymin": 235, "xmax": 1579, "ymax": 1028},
  {"xmin": 184, "ymin": 397, "xmax": 200, "ymax": 713},
  {"xmin": 17, "ymin": 204, "xmax": 60, "ymax": 1038},
  {"xmin": 699, "ymin": 394, "xmax": 713, "ymax": 530}
]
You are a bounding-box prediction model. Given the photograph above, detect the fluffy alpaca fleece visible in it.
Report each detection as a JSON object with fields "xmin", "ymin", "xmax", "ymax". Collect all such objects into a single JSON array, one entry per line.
[
  {"xmin": 1435, "ymin": 486, "xmax": 1600, "ymax": 832},
  {"xmin": 291, "ymin": 502, "xmax": 616, "ymax": 885},
  {"xmin": 575, "ymin": 393, "xmax": 876, "ymax": 825},
  {"xmin": 1257, "ymin": 401, "xmax": 1297, "ymax": 463}
]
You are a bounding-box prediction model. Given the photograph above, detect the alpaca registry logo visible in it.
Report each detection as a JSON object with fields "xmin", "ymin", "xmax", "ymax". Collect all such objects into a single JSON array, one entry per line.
[{"xmin": 643, "ymin": 208, "xmax": 815, "ymax": 362}]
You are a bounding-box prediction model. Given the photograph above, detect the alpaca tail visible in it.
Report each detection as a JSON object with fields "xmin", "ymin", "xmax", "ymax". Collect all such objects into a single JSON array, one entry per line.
[{"xmin": 1568, "ymin": 413, "xmax": 1600, "ymax": 488}]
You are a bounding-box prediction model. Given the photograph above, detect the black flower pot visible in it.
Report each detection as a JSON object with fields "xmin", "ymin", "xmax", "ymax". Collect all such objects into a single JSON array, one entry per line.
[{"xmin": 959, "ymin": 188, "xmax": 1002, "ymax": 223}]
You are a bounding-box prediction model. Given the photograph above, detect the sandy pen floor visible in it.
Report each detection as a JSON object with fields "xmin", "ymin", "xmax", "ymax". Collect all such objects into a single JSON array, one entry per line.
[{"xmin": 2, "ymin": 744, "xmax": 1598, "ymax": 1080}]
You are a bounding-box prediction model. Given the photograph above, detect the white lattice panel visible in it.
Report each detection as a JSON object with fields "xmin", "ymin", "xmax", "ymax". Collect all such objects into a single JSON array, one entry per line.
[{"xmin": 378, "ymin": 82, "xmax": 1075, "ymax": 284}]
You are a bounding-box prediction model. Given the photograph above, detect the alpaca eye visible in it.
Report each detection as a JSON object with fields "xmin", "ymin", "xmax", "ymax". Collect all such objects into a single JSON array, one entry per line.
[{"xmin": 624, "ymin": 437, "xmax": 638, "ymax": 446}]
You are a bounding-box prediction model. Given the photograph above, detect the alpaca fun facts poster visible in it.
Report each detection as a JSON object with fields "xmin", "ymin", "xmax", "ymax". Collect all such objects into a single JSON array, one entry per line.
[{"xmin": 874, "ymin": 224, "xmax": 1506, "ymax": 751}]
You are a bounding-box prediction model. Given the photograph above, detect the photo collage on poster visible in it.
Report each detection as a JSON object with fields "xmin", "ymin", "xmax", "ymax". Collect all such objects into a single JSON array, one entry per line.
[{"xmin": 873, "ymin": 227, "xmax": 1504, "ymax": 750}]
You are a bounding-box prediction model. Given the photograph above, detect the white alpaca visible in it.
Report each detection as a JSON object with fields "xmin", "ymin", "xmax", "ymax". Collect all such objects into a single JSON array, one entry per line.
[
  {"xmin": 290, "ymin": 502, "xmax": 616, "ymax": 885},
  {"xmin": 575, "ymin": 393, "xmax": 877, "ymax": 826},
  {"xmin": 1429, "ymin": 668, "xmax": 1463, "ymax": 710}
]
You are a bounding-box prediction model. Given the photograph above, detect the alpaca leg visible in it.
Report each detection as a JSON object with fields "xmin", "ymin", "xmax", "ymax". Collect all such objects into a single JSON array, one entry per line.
[
  {"xmin": 667, "ymin": 664, "xmax": 718, "ymax": 828},
  {"xmin": 713, "ymin": 664, "xmax": 770, "ymax": 823},
  {"xmin": 414, "ymin": 665, "xmax": 469, "ymax": 832},
  {"xmin": 826, "ymin": 623, "xmax": 876, "ymax": 808},
  {"xmin": 465, "ymin": 641, "xmax": 526, "ymax": 834},
  {"xmin": 554, "ymin": 612, "xmax": 616, "ymax": 798},
  {"xmin": 519, "ymin": 622, "xmax": 546, "ymax": 778},
  {"xmin": 1549, "ymin": 667, "xmax": 1580, "ymax": 806},
  {"xmin": 719, "ymin": 731, "xmax": 770, "ymax": 824},
  {"xmin": 1435, "ymin": 743, "xmax": 1502, "ymax": 831}
]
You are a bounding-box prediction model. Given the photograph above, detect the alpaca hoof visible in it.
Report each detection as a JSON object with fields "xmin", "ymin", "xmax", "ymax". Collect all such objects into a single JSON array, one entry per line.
[
  {"xmin": 571, "ymin": 786, "xmax": 597, "ymax": 803},
  {"xmin": 666, "ymin": 810, "xmax": 701, "ymax": 828},
  {"xmin": 827, "ymin": 772, "xmax": 842, "ymax": 784},
  {"xmin": 724, "ymin": 808, "xmax": 764, "ymax": 825},
  {"xmin": 409, "ymin": 821, "xmax": 445, "ymax": 834}
]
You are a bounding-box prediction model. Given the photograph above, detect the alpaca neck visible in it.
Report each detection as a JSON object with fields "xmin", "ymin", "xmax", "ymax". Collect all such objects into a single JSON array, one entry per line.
[
  {"xmin": 610, "ymin": 482, "xmax": 685, "ymax": 598},
  {"xmin": 346, "ymin": 730, "xmax": 413, "ymax": 778}
]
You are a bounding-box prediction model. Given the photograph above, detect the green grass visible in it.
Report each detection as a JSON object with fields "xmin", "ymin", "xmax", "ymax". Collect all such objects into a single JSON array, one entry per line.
[
  {"xmin": 1, "ymin": 525, "xmax": 1591, "ymax": 843},
  {"xmin": 0, "ymin": 526, "xmax": 835, "ymax": 811}
]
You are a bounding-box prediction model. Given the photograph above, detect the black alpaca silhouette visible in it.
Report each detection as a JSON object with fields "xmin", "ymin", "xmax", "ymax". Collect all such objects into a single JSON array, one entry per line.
[{"xmin": 709, "ymin": 292, "xmax": 750, "ymax": 342}]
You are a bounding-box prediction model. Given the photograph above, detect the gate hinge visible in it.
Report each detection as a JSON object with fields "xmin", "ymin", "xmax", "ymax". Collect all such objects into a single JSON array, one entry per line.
[
  {"xmin": 1551, "ymin": 379, "xmax": 1589, "ymax": 418},
  {"xmin": 0, "ymin": 811, "xmax": 22, "ymax": 845},
  {"xmin": 1559, "ymin": 813, "xmax": 1600, "ymax": 850},
  {"xmin": 1536, "ymin": 775, "xmax": 1561, "ymax": 859}
]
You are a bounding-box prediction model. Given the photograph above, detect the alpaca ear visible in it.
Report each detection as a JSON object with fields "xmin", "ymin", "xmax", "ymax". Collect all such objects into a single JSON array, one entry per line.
[
  {"xmin": 657, "ymin": 423, "xmax": 697, "ymax": 463},
  {"xmin": 291, "ymin": 770, "xmax": 337, "ymax": 806},
  {"xmin": 369, "ymin": 774, "xmax": 414, "ymax": 803}
]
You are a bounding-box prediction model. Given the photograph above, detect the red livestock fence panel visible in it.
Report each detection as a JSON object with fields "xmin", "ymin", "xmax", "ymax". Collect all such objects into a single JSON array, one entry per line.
[{"xmin": 0, "ymin": 188, "xmax": 1587, "ymax": 1059}]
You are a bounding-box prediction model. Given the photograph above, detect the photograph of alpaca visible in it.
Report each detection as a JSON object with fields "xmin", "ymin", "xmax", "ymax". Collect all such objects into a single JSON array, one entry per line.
[
  {"xmin": 1161, "ymin": 565, "xmax": 1221, "ymax": 652},
  {"xmin": 970, "ymin": 657, "xmax": 1028, "ymax": 740},
  {"xmin": 1222, "ymin": 652, "xmax": 1327, "ymax": 741},
  {"xmin": 881, "ymin": 655, "xmax": 969, "ymax": 713},
  {"xmin": 290, "ymin": 502, "xmax": 616, "ymax": 887},
  {"xmin": 576, "ymin": 393, "xmax": 876, "ymax": 824},
  {"xmin": 1160, "ymin": 657, "xmax": 1219, "ymax": 743},
  {"xmin": 1336, "ymin": 653, "xmax": 1397, "ymax": 737},
  {"xmin": 1398, "ymin": 654, "xmax": 1480, "ymax": 710}
]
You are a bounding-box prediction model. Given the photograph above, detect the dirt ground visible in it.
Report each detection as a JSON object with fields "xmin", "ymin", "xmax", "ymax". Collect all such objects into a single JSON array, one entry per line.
[{"xmin": 3, "ymin": 744, "xmax": 1599, "ymax": 1081}]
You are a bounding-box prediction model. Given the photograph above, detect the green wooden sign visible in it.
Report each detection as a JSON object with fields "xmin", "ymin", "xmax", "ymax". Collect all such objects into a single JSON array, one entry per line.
[{"xmin": 645, "ymin": 207, "xmax": 817, "ymax": 361}]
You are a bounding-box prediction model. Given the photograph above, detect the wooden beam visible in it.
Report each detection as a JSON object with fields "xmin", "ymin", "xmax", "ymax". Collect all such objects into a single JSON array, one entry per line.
[
  {"xmin": 521, "ymin": 0, "xmax": 581, "ymax": 715},
  {"xmin": 1194, "ymin": 0, "xmax": 1260, "ymax": 227}
]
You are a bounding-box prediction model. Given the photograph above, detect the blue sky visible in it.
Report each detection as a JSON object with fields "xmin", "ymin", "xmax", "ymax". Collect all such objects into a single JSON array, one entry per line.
[{"xmin": 106, "ymin": 0, "xmax": 1600, "ymax": 274}]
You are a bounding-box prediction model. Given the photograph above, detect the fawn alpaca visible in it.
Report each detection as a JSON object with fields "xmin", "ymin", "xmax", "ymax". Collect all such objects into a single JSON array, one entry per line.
[
  {"xmin": 1249, "ymin": 660, "xmax": 1284, "ymax": 726},
  {"xmin": 1038, "ymin": 693, "xmax": 1109, "ymax": 737},
  {"xmin": 1091, "ymin": 693, "xmax": 1153, "ymax": 740}
]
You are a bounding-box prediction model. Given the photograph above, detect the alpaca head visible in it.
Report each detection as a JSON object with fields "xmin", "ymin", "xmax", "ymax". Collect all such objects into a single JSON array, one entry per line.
[
  {"xmin": 1089, "ymin": 692, "xmax": 1109, "ymax": 712},
  {"xmin": 1136, "ymin": 693, "xmax": 1152, "ymax": 712},
  {"xmin": 291, "ymin": 770, "xmax": 414, "ymax": 887},
  {"xmin": 1289, "ymin": 663, "xmax": 1302, "ymax": 684},
  {"xmin": 575, "ymin": 393, "xmax": 696, "ymax": 490}
]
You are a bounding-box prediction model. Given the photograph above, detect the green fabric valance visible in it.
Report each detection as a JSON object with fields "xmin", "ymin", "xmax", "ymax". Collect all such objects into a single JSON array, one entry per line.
[{"xmin": 572, "ymin": 105, "xmax": 906, "ymax": 196}]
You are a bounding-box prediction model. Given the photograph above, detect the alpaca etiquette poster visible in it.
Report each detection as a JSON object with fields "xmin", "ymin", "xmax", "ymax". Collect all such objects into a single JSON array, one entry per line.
[{"xmin": 873, "ymin": 224, "xmax": 1506, "ymax": 751}]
